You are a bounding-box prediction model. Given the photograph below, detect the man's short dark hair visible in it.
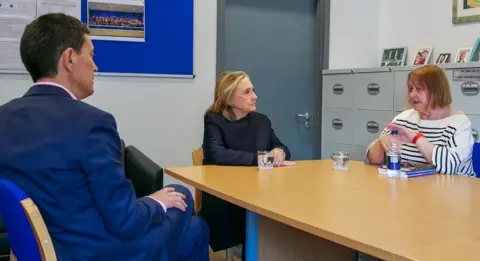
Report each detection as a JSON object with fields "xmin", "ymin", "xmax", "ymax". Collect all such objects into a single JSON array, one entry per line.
[{"xmin": 20, "ymin": 13, "xmax": 89, "ymax": 82}]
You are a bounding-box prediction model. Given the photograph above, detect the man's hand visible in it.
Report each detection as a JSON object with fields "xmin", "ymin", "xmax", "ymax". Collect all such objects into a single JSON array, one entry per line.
[{"xmin": 150, "ymin": 187, "xmax": 187, "ymax": 211}]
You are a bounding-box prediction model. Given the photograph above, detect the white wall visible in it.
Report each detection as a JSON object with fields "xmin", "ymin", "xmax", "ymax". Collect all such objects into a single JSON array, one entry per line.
[
  {"xmin": 379, "ymin": 0, "xmax": 480, "ymax": 64},
  {"xmin": 0, "ymin": 0, "xmax": 217, "ymax": 192},
  {"xmin": 329, "ymin": 0, "xmax": 480, "ymax": 69},
  {"xmin": 329, "ymin": 0, "xmax": 380, "ymax": 69}
]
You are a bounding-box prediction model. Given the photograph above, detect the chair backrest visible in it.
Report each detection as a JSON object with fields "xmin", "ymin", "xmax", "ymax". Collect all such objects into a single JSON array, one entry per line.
[
  {"xmin": 192, "ymin": 147, "xmax": 204, "ymax": 166},
  {"xmin": 0, "ymin": 178, "xmax": 57, "ymax": 261},
  {"xmin": 191, "ymin": 147, "xmax": 204, "ymax": 213},
  {"xmin": 473, "ymin": 142, "xmax": 480, "ymax": 178}
]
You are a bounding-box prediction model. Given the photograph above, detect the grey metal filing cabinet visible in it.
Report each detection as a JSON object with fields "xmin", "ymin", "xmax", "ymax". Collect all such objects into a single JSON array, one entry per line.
[
  {"xmin": 321, "ymin": 62, "xmax": 480, "ymax": 160},
  {"xmin": 322, "ymin": 69, "xmax": 360, "ymax": 160},
  {"xmin": 392, "ymin": 66, "xmax": 418, "ymax": 113},
  {"xmin": 322, "ymin": 68, "xmax": 394, "ymax": 161},
  {"xmin": 442, "ymin": 62, "xmax": 480, "ymax": 143}
]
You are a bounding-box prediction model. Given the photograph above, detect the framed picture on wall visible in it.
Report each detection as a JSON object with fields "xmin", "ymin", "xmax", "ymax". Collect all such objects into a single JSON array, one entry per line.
[
  {"xmin": 453, "ymin": 0, "xmax": 480, "ymax": 24},
  {"xmin": 380, "ymin": 47, "xmax": 407, "ymax": 67},
  {"xmin": 455, "ymin": 47, "xmax": 472, "ymax": 63},
  {"xmin": 436, "ymin": 53, "xmax": 451, "ymax": 64},
  {"xmin": 469, "ymin": 37, "xmax": 480, "ymax": 62},
  {"xmin": 411, "ymin": 46, "xmax": 434, "ymax": 65}
]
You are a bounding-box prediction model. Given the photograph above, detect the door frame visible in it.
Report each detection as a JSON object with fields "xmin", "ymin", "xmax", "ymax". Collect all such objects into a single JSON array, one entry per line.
[{"xmin": 215, "ymin": 0, "xmax": 331, "ymax": 159}]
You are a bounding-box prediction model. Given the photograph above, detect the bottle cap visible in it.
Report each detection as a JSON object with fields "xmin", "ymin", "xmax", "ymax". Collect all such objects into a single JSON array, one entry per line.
[{"xmin": 391, "ymin": 130, "xmax": 398, "ymax": 135}]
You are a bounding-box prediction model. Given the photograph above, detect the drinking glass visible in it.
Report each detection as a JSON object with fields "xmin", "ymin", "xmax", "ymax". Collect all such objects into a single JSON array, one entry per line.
[
  {"xmin": 258, "ymin": 150, "xmax": 274, "ymax": 170},
  {"xmin": 332, "ymin": 151, "xmax": 349, "ymax": 171}
]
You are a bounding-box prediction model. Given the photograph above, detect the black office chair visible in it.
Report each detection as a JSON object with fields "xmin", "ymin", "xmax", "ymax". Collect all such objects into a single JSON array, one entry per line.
[
  {"xmin": 0, "ymin": 220, "xmax": 8, "ymax": 259},
  {"xmin": 124, "ymin": 145, "xmax": 164, "ymax": 197}
]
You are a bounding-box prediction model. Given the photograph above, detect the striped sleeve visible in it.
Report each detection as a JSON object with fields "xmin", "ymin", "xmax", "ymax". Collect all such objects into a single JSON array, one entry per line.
[{"xmin": 431, "ymin": 118, "xmax": 474, "ymax": 174}]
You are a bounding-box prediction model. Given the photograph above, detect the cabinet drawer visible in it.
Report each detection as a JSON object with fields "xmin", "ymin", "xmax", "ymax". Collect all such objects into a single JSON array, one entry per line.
[
  {"xmin": 354, "ymin": 110, "xmax": 394, "ymax": 146},
  {"xmin": 323, "ymin": 74, "xmax": 354, "ymax": 109},
  {"xmin": 353, "ymin": 72, "xmax": 394, "ymax": 111},
  {"xmin": 322, "ymin": 108, "xmax": 354, "ymax": 144},
  {"xmin": 393, "ymin": 70, "xmax": 410, "ymax": 112},
  {"xmin": 447, "ymin": 69, "xmax": 480, "ymax": 114},
  {"xmin": 321, "ymin": 143, "xmax": 366, "ymax": 162},
  {"xmin": 321, "ymin": 142, "xmax": 353, "ymax": 159}
]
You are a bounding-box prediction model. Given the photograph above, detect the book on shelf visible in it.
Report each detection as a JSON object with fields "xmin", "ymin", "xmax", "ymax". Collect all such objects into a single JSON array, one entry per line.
[{"xmin": 378, "ymin": 161, "xmax": 436, "ymax": 178}]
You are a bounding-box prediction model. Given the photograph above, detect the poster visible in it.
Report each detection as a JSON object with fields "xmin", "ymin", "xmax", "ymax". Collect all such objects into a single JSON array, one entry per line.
[
  {"xmin": 0, "ymin": 0, "xmax": 36, "ymax": 70},
  {"xmin": 37, "ymin": 0, "xmax": 81, "ymax": 18},
  {"xmin": 87, "ymin": 0, "xmax": 145, "ymax": 42}
]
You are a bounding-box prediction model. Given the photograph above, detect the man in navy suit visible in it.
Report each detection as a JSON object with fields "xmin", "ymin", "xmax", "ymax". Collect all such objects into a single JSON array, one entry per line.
[{"xmin": 0, "ymin": 13, "xmax": 209, "ymax": 261}]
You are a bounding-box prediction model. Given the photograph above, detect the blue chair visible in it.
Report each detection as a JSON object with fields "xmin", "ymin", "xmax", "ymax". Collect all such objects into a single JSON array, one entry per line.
[
  {"xmin": 473, "ymin": 142, "xmax": 480, "ymax": 178},
  {"xmin": 0, "ymin": 177, "xmax": 57, "ymax": 261}
]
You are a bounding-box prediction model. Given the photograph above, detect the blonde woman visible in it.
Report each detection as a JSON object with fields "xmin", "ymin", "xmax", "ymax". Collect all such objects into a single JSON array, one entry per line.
[
  {"xmin": 200, "ymin": 71, "xmax": 290, "ymax": 258},
  {"xmin": 366, "ymin": 65, "xmax": 475, "ymax": 176}
]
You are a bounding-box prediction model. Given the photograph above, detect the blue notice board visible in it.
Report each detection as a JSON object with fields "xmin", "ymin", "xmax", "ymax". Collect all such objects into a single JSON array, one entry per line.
[{"xmin": 81, "ymin": 0, "xmax": 194, "ymax": 78}]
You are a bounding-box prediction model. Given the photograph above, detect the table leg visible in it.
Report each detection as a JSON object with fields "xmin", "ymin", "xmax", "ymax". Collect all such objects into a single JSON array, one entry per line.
[{"xmin": 245, "ymin": 210, "xmax": 258, "ymax": 261}]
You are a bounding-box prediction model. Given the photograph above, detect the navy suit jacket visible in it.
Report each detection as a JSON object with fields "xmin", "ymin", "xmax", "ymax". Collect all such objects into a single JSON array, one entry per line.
[{"xmin": 0, "ymin": 85, "xmax": 166, "ymax": 260}]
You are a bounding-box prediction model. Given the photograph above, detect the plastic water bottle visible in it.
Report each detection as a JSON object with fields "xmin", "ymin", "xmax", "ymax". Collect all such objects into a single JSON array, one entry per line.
[{"xmin": 386, "ymin": 130, "xmax": 402, "ymax": 178}]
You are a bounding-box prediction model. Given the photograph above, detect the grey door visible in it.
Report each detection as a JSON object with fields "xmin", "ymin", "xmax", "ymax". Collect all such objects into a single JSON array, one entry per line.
[{"xmin": 217, "ymin": 0, "xmax": 328, "ymax": 160}]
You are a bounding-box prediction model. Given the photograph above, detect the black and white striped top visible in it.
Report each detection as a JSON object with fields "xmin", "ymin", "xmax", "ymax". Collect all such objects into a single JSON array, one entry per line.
[{"xmin": 368, "ymin": 109, "xmax": 476, "ymax": 177}]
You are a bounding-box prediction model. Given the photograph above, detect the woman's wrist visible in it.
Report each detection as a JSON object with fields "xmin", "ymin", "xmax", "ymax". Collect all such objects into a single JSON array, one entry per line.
[
  {"xmin": 412, "ymin": 132, "xmax": 424, "ymax": 144},
  {"xmin": 273, "ymin": 148, "xmax": 286, "ymax": 160}
]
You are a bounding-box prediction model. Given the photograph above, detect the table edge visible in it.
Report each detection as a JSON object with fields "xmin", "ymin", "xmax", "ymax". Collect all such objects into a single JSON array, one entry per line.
[{"xmin": 164, "ymin": 167, "xmax": 397, "ymax": 260}]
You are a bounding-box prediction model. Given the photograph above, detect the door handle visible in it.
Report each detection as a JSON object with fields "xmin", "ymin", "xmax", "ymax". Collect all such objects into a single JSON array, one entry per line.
[{"xmin": 296, "ymin": 112, "xmax": 310, "ymax": 121}]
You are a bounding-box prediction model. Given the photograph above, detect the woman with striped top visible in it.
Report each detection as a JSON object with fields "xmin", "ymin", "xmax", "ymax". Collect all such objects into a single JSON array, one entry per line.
[{"xmin": 366, "ymin": 65, "xmax": 475, "ymax": 177}]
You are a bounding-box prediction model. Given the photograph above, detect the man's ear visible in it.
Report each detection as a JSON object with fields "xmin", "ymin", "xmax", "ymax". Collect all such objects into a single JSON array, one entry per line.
[{"xmin": 61, "ymin": 48, "xmax": 76, "ymax": 73}]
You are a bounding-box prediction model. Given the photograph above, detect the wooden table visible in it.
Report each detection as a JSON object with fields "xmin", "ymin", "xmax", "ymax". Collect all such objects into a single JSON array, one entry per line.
[{"xmin": 164, "ymin": 160, "xmax": 480, "ymax": 261}]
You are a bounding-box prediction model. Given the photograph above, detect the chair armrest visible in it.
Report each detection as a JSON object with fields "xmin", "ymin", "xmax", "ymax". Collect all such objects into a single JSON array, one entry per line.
[
  {"xmin": 124, "ymin": 145, "xmax": 163, "ymax": 198},
  {"xmin": 0, "ymin": 233, "xmax": 9, "ymax": 256},
  {"xmin": 120, "ymin": 139, "xmax": 126, "ymax": 165},
  {"xmin": 0, "ymin": 217, "xmax": 9, "ymax": 256}
]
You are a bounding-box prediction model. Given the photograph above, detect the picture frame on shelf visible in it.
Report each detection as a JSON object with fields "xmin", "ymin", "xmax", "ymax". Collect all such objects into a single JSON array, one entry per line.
[
  {"xmin": 411, "ymin": 46, "xmax": 434, "ymax": 65},
  {"xmin": 380, "ymin": 47, "xmax": 407, "ymax": 67},
  {"xmin": 469, "ymin": 37, "xmax": 480, "ymax": 62},
  {"xmin": 455, "ymin": 47, "xmax": 472, "ymax": 63},
  {"xmin": 452, "ymin": 0, "xmax": 480, "ymax": 24},
  {"xmin": 436, "ymin": 53, "xmax": 451, "ymax": 64}
]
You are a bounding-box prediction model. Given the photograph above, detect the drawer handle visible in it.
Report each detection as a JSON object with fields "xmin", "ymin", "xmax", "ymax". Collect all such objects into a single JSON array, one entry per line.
[
  {"xmin": 332, "ymin": 118, "xmax": 343, "ymax": 130},
  {"xmin": 473, "ymin": 129, "xmax": 478, "ymax": 142},
  {"xmin": 366, "ymin": 121, "xmax": 379, "ymax": 133},
  {"xmin": 332, "ymin": 84, "xmax": 344, "ymax": 95},
  {"xmin": 461, "ymin": 82, "xmax": 480, "ymax": 96},
  {"xmin": 367, "ymin": 83, "xmax": 380, "ymax": 95}
]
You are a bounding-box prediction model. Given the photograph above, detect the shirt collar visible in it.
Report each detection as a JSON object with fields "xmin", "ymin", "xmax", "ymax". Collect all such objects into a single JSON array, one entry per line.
[{"xmin": 33, "ymin": 82, "xmax": 77, "ymax": 100}]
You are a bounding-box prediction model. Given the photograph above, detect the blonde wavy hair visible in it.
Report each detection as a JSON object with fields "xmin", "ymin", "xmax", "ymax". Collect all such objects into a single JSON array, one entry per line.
[{"xmin": 205, "ymin": 71, "xmax": 250, "ymax": 121}]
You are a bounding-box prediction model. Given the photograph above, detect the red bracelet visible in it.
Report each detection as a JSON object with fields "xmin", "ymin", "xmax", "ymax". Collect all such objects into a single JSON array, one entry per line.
[{"xmin": 412, "ymin": 133, "xmax": 424, "ymax": 144}]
